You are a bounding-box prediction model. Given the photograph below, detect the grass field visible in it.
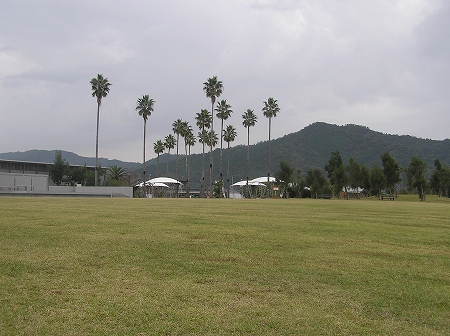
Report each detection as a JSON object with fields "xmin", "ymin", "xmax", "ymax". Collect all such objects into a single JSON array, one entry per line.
[{"xmin": 0, "ymin": 196, "xmax": 449, "ymax": 335}]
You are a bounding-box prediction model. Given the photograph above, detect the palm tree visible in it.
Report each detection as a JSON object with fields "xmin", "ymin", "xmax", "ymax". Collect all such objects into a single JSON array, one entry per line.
[
  {"xmin": 185, "ymin": 131, "xmax": 196, "ymax": 198},
  {"xmin": 164, "ymin": 134, "xmax": 176, "ymax": 177},
  {"xmin": 180, "ymin": 121, "xmax": 192, "ymax": 182},
  {"xmin": 223, "ymin": 125, "xmax": 237, "ymax": 197},
  {"xmin": 172, "ymin": 119, "xmax": 184, "ymax": 181},
  {"xmin": 136, "ymin": 95, "xmax": 155, "ymax": 191},
  {"xmin": 90, "ymin": 74, "xmax": 111, "ymax": 186},
  {"xmin": 215, "ymin": 99, "xmax": 233, "ymax": 195},
  {"xmin": 242, "ymin": 109, "xmax": 258, "ymax": 197},
  {"xmin": 105, "ymin": 165, "xmax": 127, "ymax": 186},
  {"xmin": 195, "ymin": 109, "xmax": 212, "ymax": 197},
  {"xmin": 153, "ymin": 140, "xmax": 165, "ymax": 177},
  {"xmin": 262, "ymin": 97, "xmax": 280, "ymax": 189},
  {"xmin": 203, "ymin": 76, "xmax": 223, "ymax": 197},
  {"xmin": 198, "ymin": 129, "xmax": 209, "ymax": 197},
  {"xmin": 205, "ymin": 131, "xmax": 218, "ymax": 163}
]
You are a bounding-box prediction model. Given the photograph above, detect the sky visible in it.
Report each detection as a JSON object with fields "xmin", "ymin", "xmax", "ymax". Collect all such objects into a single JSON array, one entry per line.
[{"xmin": 1, "ymin": 0, "xmax": 449, "ymax": 163}]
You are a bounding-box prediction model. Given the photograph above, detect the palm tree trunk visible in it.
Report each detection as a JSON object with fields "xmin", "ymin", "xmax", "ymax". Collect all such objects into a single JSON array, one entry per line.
[
  {"xmin": 187, "ymin": 145, "xmax": 191, "ymax": 197},
  {"xmin": 267, "ymin": 117, "xmax": 271, "ymax": 196},
  {"xmin": 219, "ymin": 119, "xmax": 224, "ymax": 198},
  {"xmin": 156, "ymin": 154, "xmax": 159, "ymax": 177},
  {"xmin": 175, "ymin": 134, "xmax": 179, "ymax": 197},
  {"xmin": 227, "ymin": 142, "xmax": 230, "ymax": 198},
  {"xmin": 185, "ymin": 144, "xmax": 188, "ymax": 181},
  {"xmin": 175, "ymin": 135, "xmax": 179, "ymax": 179},
  {"xmin": 246, "ymin": 126, "xmax": 250, "ymax": 198},
  {"xmin": 143, "ymin": 119, "xmax": 147, "ymax": 197},
  {"xmin": 201, "ymin": 141, "xmax": 205, "ymax": 197},
  {"xmin": 166, "ymin": 149, "xmax": 170, "ymax": 176},
  {"xmin": 209, "ymin": 100, "xmax": 214, "ymax": 197},
  {"xmin": 95, "ymin": 103, "xmax": 100, "ymax": 186}
]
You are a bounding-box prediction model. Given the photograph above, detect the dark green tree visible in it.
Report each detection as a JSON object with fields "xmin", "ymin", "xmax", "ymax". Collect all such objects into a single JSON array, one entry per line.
[
  {"xmin": 48, "ymin": 151, "xmax": 69, "ymax": 186},
  {"xmin": 291, "ymin": 169, "xmax": 309, "ymax": 198},
  {"xmin": 381, "ymin": 152, "xmax": 402, "ymax": 196},
  {"xmin": 67, "ymin": 164, "xmax": 91, "ymax": 186},
  {"xmin": 325, "ymin": 150, "xmax": 347, "ymax": 197},
  {"xmin": 360, "ymin": 165, "xmax": 371, "ymax": 196},
  {"xmin": 275, "ymin": 161, "xmax": 293, "ymax": 198},
  {"xmin": 429, "ymin": 159, "xmax": 450, "ymax": 197},
  {"xmin": 90, "ymin": 74, "xmax": 111, "ymax": 186},
  {"xmin": 406, "ymin": 156, "xmax": 428, "ymax": 201},
  {"xmin": 104, "ymin": 165, "xmax": 127, "ymax": 186},
  {"xmin": 369, "ymin": 165, "xmax": 386, "ymax": 199},
  {"xmin": 305, "ymin": 169, "xmax": 327, "ymax": 199},
  {"xmin": 347, "ymin": 158, "xmax": 362, "ymax": 199}
]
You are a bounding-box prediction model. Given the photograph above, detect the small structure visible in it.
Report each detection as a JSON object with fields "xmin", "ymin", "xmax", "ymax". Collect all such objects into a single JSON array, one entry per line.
[
  {"xmin": 137, "ymin": 177, "xmax": 182, "ymax": 198},
  {"xmin": 229, "ymin": 177, "xmax": 276, "ymax": 198}
]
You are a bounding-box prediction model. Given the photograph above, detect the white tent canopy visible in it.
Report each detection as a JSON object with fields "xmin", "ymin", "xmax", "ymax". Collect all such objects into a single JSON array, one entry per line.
[
  {"xmin": 152, "ymin": 182, "xmax": 169, "ymax": 188},
  {"xmin": 146, "ymin": 177, "xmax": 182, "ymax": 185},
  {"xmin": 249, "ymin": 177, "xmax": 276, "ymax": 183},
  {"xmin": 230, "ymin": 180, "xmax": 266, "ymax": 187}
]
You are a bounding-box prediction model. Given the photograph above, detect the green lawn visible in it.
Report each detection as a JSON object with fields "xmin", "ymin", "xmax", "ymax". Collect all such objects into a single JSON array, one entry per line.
[{"xmin": 0, "ymin": 197, "xmax": 449, "ymax": 335}]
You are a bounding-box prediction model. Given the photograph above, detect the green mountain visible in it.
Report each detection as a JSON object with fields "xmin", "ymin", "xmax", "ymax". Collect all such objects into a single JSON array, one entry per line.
[
  {"xmin": 2, "ymin": 123, "xmax": 449, "ymax": 188},
  {"xmin": 148, "ymin": 122, "xmax": 450, "ymax": 187}
]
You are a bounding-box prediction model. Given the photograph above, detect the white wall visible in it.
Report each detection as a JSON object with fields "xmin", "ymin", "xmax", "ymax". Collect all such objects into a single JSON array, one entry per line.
[{"xmin": 0, "ymin": 172, "xmax": 49, "ymax": 192}]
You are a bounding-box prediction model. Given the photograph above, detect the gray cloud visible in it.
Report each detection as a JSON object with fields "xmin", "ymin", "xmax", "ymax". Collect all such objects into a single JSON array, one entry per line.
[{"xmin": 0, "ymin": 0, "xmax": 449, "ymax": 163}]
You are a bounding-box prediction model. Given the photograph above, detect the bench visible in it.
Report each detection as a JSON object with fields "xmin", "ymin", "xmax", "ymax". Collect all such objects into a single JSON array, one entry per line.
[
  {"xmin": 381, "ymin": 194, "xmax": 395, "ymax": 200},
  {"xmin": 318, "ymin": 194, "xmax": 332, "ymax": 199}
]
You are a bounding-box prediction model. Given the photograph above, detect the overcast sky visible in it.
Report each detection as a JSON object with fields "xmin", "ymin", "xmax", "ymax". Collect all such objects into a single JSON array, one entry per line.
[{"xmin": 1, "ymin": 0, "xmax": 449, "ymax": 163}]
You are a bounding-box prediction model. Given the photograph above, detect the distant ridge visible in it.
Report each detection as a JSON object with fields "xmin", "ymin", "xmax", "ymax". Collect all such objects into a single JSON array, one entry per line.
[
  {"xmin": 1, "ymin": 123, "xmax": 449, "ymax": 186},
  {"xmin": 0, "ymin": 150, "xmax": 141, "ymax": 170}
]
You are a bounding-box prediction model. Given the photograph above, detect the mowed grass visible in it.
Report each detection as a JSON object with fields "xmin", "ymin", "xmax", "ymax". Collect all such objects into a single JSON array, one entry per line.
[{"xmin": 0, "ymin": 197, "xmax": 449, "ymax": 335}]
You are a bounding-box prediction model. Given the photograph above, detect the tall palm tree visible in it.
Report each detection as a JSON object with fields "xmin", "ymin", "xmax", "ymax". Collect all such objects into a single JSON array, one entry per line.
[
  {"xmin": 242, "ymin": 109, "xmax": 258, "ymax": 197},
  {"xmin": 172, "ymin": 119, "xmax": 184, "ymax": 181},
  {"xmin": 262, "ymin": 97, "xmax": 280, "ymax": 189},
  {"xmin": 215, "ymin": 99, "xmax": 233, "ymax": 195},
  {"xmin": 136, "ymin": 95, "xmax": 155, "ymax": 191},
  {"xmin": 195, "ymin": 109, "xmax": 212, "ymax": 197},
  {"xmin": 153, "ymin": 140, "xmax": 165, "ymax": 177},
  {"xmin": 198, "ymin": 129, "xmax": 209, "ymax": 197},
  {"xmin": 205, "ymin": 131, "xmax": 218, "ymax": 163},
  {"xmin": 223, "ymin": 125, "xmax": 237, "ymax": 197},
  {"xmin": 203, "ymin": 76, "xmax": 223, "ymax": 197},
  {"xmin": 164, "ymin": 134, "xmax": 176, "ymax": 177},
  {"xmin": 180, "ymin": 121, "xmax": 192, "ymax": 182},
  {"xmin": 90, "ymin": 74, "xmax": 111, "ymax": 186},
  {"xmin": 185, "ymin": 130, "xmax": 196, "ymax": 198}
]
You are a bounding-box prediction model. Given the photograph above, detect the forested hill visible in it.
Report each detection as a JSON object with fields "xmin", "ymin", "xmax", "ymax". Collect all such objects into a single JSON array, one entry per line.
[
  {"xmin": 1, "ymin": 123, "xmax": 449, "ymax": 185},
  {"xmin": 268, "ymin": 122, "xmax": 450, "ymax": 172},
  {"xmin": 179, "ymin": 122, "xmax": 450, "ymax": 184}
]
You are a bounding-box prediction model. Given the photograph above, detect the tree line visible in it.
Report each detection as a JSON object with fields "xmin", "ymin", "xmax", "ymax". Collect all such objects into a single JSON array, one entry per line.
[
  {"xmin": 48, "ymin": 150, "xmax": 130, "ymax": 187},
  {"xmin": 90, "ymin": 74, "xmax": 281, "ymax": 198},
  {"xmin": 274, "ymin": 151, "xmax": 450, "ymax": 201}
]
